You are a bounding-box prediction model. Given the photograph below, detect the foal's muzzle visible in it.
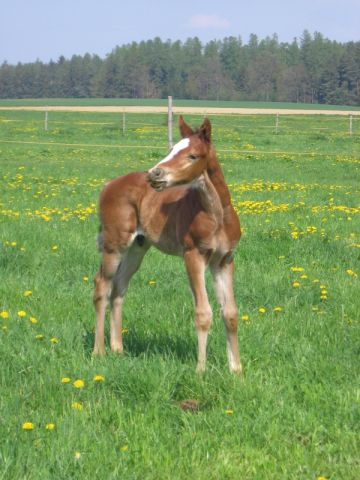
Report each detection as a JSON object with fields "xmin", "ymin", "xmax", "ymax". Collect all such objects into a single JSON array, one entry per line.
[{"xmin": 147, "ymin": 167, "xmax": 167, "ymax": 192}]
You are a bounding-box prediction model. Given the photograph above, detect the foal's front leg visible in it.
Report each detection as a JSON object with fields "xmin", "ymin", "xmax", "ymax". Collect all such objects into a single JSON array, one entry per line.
[{"xmin": 184, "ymin": 249, "xmax": 213, "ymax": 373}]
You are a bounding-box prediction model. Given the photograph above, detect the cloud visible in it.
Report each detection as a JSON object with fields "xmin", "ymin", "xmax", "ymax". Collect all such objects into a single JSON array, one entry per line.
[{"xmin": 188, "ymin": 14, "xmax": 230, "ymax": 29}]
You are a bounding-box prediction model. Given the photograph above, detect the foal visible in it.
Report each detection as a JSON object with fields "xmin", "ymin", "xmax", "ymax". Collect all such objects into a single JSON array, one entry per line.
[{"xmin": 93, "ymin": 116, "xmax": 242, "ymax": 374}]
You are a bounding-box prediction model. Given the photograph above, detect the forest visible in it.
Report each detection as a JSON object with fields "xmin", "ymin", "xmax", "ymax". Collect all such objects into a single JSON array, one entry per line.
[{"xmin": 0, "ymin": 31, "xmax": 359, "ymax": 105}]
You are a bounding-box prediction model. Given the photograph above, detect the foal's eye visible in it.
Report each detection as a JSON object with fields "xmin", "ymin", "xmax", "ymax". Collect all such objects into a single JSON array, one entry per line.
[{"xmin": 189, "ymin": 154, "xmax": 198, "ymax": 161}]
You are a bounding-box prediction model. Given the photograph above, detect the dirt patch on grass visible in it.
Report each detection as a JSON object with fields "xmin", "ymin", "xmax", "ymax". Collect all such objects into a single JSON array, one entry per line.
[{"xmin": 0, "ymin": 105, "xmax": 359, "ymax": 116}]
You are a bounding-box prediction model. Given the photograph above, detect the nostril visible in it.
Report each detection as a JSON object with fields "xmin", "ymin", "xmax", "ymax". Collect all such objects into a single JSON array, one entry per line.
[{"xmin": 152, "ymin": 168, "xmax": 162, "ymax": 178}]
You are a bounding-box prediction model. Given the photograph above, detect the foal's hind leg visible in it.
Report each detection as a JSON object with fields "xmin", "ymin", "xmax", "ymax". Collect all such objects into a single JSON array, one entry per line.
[
  {"xmin": 93, "ymin": 250, "xmax": 122, "ymax": 355},
  {"xmin": 211, "ymin": 260, "xmax": 242, "ymax": 374},
  {"xmin": 109, "ymin": 239, "xmax": 149, "ymax": 353}
]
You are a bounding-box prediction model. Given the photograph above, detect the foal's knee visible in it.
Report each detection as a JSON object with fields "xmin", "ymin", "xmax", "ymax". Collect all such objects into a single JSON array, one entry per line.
[
  {"xmin": 195, "ymin": 306, "xmax": 213, "ymax": 331},
  {"xmin": 223, "ymin": 308, "xmax": 238, "ymax": 333}
]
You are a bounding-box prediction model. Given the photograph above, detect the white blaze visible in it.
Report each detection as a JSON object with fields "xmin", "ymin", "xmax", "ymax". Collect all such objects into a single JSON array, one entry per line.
[{"xmin": 157, "ymin": 138, "xmax": 190, "ymax": 165}]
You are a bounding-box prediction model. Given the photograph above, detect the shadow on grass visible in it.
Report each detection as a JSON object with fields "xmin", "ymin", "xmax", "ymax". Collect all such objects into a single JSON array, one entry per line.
[{"xmin": 83, "ymin": 329, "xmax": 196, "ymax": 362}]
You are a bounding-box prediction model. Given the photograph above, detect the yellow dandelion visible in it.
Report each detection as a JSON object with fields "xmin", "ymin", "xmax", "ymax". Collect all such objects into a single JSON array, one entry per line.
[
  {"xmin": 71, "ymin": 402, "xmax": 83, "ymax": 411},
  {"xmin": 273, "ymin": 306, "xmax": 282, "ymax": 313},
  {"xmin": 346, "ymin": 269, "xmax": 357, "ymax": 277},
  {"xmin": 241, "ymin": 314, "xmax": 250, "ymax": 322},
  {"xmin": 52, "ymin": 245, "xmax": 59, "ymax": 251},
  {"xmin": 258, "ymin": 307, "xmax": 266, "ymax": 314},
  {"xmin": 73, "ymin": 379, "xmax": 85, "ymax": 389},
  {"xmin": 148, "ymin": 280, "xmax": 156, "ymax": 285},
  {"xmin": 225, "ymin": 409, "xmax": 234, "ymax": 415},
  {"xmin": 22, "ymin": 422, "xmax": 34, "ymax": 430},
  {"xmin": 17, "ymin": 310, "xmax": 27, "ymax": 318},
  {"xmin": 120, "ymin": 445, "xmax": 129, "ymax": 452},
  {"xmin": 45, "ymin": 423, "xmax": 56, "ymax": 430},
  {"xmin": 93, "ymin": 375, "xmax": 105, "ymax": 382},
  {"xmin": 23, "ymin": 290, "xmax": 32, "ymax": 297},
  {"xmin": 0, "ymin": 311, "xmax": 9, "ymax": 319},
  {"xmin": 122, "ymin": 327, "xmax": 129, "ymax": 334},
  {"xmin": 312, "ymin": 306, "xmax": 319, "ymax": 312},
  {"xmin": 35, "ymin": 334, "xmax": 44, "ymax": 340},
  {"xmin": 300, "ymin": 274, "xmax": 308, "ymax": 280},
  {"xmin": 82, "ymin": 276, "xmax": 89, "ymax": 282},
  {"xmin": 292, "ymin": 282, "xmax": 300, "ymax": 288},
  {"xmin": 50, "ymin": 337, "xmax": 59, "ymax": 344},
  {"xmin": 61, "ymin": 377, "xmax": 71, "ymax": 384},
  {"xmin": 29, "ymin": 317, "xmax": 38, "ymax": 324},
  {"xmin": 74, "ymin": 451, "xmax": 81, "ymax": 460}
]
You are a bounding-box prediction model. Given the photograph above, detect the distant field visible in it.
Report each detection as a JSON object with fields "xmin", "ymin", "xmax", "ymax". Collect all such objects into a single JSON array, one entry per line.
[
  {"xmin": 0, "ymin": 110, "xmax": 359, "ymax": 479},
  {"xmin": 0, "ymin": 97, "xmax": 359, "ymax": 111}
]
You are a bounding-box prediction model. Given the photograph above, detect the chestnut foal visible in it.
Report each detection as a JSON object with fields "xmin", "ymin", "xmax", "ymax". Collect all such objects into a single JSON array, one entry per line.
[{"xmin": 93, "ymin": 116, "xmax": 242, "ymax": 374}]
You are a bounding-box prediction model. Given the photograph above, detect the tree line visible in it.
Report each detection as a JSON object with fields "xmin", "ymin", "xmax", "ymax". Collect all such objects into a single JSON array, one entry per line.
[{"xmin": 1, "ymin": 31, "xmax": 359, "ymax": 105}]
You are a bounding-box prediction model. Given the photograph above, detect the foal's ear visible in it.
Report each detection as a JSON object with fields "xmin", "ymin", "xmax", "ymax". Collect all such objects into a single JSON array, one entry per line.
[
  {"xmin": 199, "ymin": 117, "xmax": 211, "ymax": 143},
  {"xmin": 179, "ymin": 115, "xmax": 194, "ymax": 138}
]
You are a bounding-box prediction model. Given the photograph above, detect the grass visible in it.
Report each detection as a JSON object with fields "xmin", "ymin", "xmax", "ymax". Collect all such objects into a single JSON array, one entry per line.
[
  {"xmin": 0, "ymin": 110, "xmax": 359, "ymax": 479},
  {"xmin": 0, "ymin": 97, "xmax": 359, "ymax": 110}
]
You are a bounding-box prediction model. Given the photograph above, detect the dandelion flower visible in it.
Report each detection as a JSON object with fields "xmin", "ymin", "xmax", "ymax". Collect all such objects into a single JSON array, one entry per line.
[
  {"xmin": 225, "ymin": 409, "xmax": 234, "ymax": 415},
  {"xmin": 273, "ymin": 306, "xmax": 282, "ymax": 313},
  {"xmin": 61, "ymin": 377, "xmax": 71, "ymax": 384},
  {"xmin": 35, "ymin": 334, "xmax": 44, "ymax": 340},
  {"xmin": 73, "ymin": 379, "xmax": 85, "ymax": 389},
  {"xmin": 0, "ymin": 311, "xmax": 9, "ymax": 319},
  {"xmin": 122, "ymin": 328, "xmax": 129, "ymax": 334},
  {"xmin": 52, "ymin": 245, "xmax": 59, "ymax": 251},
  {"xmin": 82, "ymin": 276, "xmax": 89, "ymax": 282},
  {"xmin": 29, "ymin": 316, "xmax": 38, "ymax": 324},
  {"xmin": 74, "ymin": 451, "xmax": 81, "ymax": 460},
  {"xmin": 45, "ymin": 423, "xmax": 55, "ymax": 430},
  {"xmin": 72, "ymin": 402, "xmax": 83, "ymax": 411},
  {"xmin": 50, "ymin": 337, "xmax": 59, "ymax": 344},
  {"xmin": 120, "ymin": 445, "xmax": 129, "ymax": 452},
  {"xmin": 93, "ymin": 375, "xmax": 105, "ymax": 382},
  {"xmin": 258, "ymin": 307, "xmax": 266, "ymax": 314},
  {"xmin": 148, "ymin": 280, "xmax": 156, "ymax": 285},
  {"xmin": 23, "ymin": 290, "xmax": 32, "ymax": 297},
  {"xmin": 346, "ymin": 269, "xmax": 357, "ymax": 277},
  {"xmin": 241, "ymin": 315, "xmax": 250, "ymax": 322},
  {"xmin": 22, "ymin": 422, "xmax": 34, "ymax": 430},
  {"xmin": 292, "ymin": 282, "xmax": 300, "ymax": 288},
  {"xmin": 17, "ymin": 311, "xmax": 27, "ymax": 318}
]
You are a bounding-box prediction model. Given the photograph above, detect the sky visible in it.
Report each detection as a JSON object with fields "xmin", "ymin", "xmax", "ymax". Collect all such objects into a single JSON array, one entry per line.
[{"xmin": 1, "ymin": 0, "xmax": 359, "ymax": 64}]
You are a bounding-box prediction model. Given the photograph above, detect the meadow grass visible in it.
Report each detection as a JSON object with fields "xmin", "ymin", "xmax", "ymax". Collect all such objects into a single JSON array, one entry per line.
[{"xmin": 0, "ymin": 110, "xmax": 359, "ymax": 479}]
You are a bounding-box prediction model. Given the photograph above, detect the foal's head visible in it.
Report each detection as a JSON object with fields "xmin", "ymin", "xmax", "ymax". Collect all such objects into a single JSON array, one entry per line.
[{"xmin": 147, "ymin": 116, "xmax": 212, "ymax": 192}]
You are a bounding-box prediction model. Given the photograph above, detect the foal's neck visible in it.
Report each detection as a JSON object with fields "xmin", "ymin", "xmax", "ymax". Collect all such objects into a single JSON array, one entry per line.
[
  {"xmin": 206, "ymin": 148, "xmax": 232, "ymax": 208},
  {"xmin": 192, "ymin": 148, "xmax": 232, "ymax": 226}
]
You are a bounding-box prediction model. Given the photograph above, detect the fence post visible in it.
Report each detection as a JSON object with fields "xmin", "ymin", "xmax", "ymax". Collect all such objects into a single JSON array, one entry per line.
[
  {"xmin": 45, "ymin": 110, "xmax": 48, "ymax": 131},
  {"xmin": 122, "ymin": 111, "xmax": 126, "ymax": 135},
  {"xmin": 349, "ymin": 115, "xmax": 353, "ymax": 136},
  {"xmin": 168, "ymin": 96, "xmax": 173, "ymax": 149}
]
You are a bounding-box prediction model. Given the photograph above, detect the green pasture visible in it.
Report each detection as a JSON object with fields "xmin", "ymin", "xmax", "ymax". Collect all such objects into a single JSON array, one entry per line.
[{"xmin": 0, "ymin": 110, "xmax": 359, "ymax": 479}]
